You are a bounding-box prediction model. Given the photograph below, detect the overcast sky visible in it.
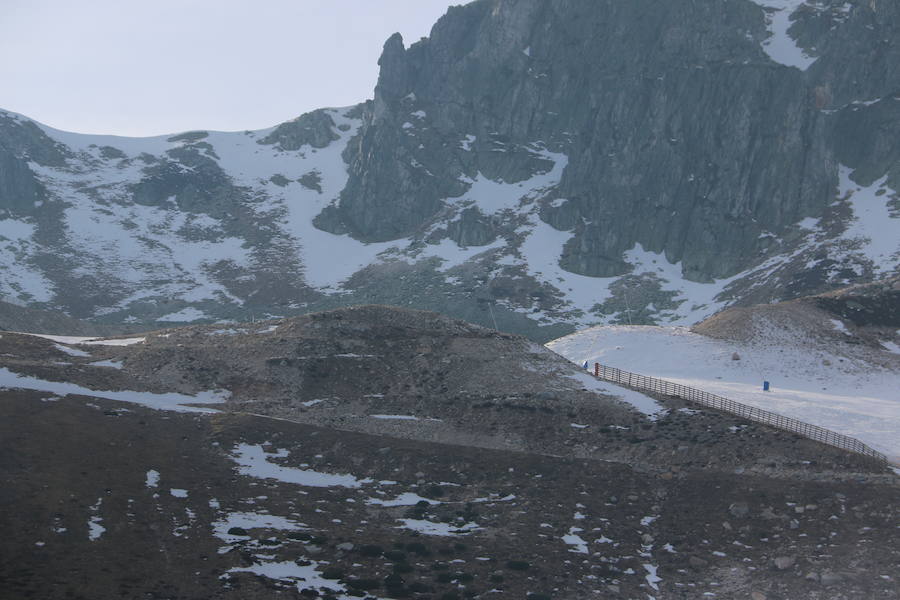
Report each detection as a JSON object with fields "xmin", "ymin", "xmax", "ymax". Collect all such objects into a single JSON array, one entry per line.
[{"xmin": 0, "ymin": 1, "xmax": 462, "ymax": 136}]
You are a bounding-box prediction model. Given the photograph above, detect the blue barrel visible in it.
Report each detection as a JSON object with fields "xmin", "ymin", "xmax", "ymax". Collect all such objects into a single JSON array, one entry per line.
[{"xmin": 763, "ymin": 381, "xmax": 770, "ymax": 392}]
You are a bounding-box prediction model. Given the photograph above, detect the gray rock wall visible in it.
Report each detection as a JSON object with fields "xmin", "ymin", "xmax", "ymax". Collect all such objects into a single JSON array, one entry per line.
[{"xmin": 328, "ymin": 0, "xmax": 899, "ymax": 281}]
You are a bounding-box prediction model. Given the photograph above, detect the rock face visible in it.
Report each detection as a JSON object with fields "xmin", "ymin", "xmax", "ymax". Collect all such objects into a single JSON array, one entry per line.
[
  {"xmin": 329, "ymin": 0, "xmax": 899, "ymax": 280},
  {"xmin": 0, "ymin": 0, "xmax": 898, "ymax": 340}
]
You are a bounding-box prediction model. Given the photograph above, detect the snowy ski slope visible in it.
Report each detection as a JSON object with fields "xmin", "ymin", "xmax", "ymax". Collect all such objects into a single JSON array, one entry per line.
[{"xmin": 547, "ymin": 325, "xmax": 900, "ymax": 463}]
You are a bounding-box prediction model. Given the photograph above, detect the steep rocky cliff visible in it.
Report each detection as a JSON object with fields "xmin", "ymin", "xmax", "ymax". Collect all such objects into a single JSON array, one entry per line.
[
  {"xmin": 329, "ymin": 0, "xmax": 899, "ymax": 279},
  {"xmin": 0, "ymin": 0, "xmax": 898, "ymax": 340}
]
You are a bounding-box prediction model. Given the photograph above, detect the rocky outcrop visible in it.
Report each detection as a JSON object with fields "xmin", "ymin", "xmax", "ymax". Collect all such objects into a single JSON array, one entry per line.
[
  {"xmin": 328, "ymin": 0, "xmax": 900, "ymax": 281},
  {"xmin": 0, "ymin": 112, "xmax": 68, "ymax": 216},
  {"xmin": 258, "ymin": 108, "xmax": 341, "ymax": 151}
]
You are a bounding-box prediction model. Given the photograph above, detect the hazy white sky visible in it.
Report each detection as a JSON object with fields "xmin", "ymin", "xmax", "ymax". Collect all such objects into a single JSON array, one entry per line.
[{"xmin": 0, "ymin": 0, "xmax": 462, "ymax": 136}]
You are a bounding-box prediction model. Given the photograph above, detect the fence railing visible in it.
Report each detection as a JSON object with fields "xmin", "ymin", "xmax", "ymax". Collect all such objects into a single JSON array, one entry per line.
[{"xmin": 593, "ymin": 363, "xmax": 888, "ymax": 466}]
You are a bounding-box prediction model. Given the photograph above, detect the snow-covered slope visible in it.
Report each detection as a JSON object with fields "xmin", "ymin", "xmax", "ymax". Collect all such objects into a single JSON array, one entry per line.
[
  {"xmin": 547, "ymin": 321, "xmax": 900, "ymax": 463},
  {"xmin": 2, "ymin": 104, "xmax": 898, "ymax": 340}
]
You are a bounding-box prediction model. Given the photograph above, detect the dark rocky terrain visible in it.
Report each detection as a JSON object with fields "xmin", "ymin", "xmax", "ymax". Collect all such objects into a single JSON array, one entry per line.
[{"xmin": 1, "ymin": 305, "xmax": 898, "ymax": 599}]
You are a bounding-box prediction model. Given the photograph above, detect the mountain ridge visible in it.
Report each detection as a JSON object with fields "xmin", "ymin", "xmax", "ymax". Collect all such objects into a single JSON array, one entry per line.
[{"xmin": 1, "ymin": 0, "xmax": 898, "ymax": 341}]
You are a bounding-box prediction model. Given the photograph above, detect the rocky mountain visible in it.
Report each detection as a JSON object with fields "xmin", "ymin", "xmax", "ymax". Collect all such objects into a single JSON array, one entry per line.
[
  {"xmin": 1, "ymin": 0, "xmax": 899, "ymax": 342},
  {"xmin": 2, "ymin": 305, "xmax": 898, "ymax": 599}
]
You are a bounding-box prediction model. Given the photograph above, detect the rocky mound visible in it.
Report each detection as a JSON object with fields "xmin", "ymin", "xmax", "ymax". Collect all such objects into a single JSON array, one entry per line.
[
  {"xmin": 2, "ymin": 305, "xmax": 892, "ymax": 476},
  {"xmin": 693, "ymin": 277, "xmax": 900, "ymax": 365}
]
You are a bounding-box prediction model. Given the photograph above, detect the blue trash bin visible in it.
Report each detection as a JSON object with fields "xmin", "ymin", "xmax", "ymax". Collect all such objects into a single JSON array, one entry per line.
[{"xmin": 763, "ymin": 381, "xmax": 770, "ymax": 392}]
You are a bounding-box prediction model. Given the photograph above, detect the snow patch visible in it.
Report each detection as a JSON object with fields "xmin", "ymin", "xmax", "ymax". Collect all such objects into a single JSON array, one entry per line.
[
  {"xmin": 370, "ymin": 414, "xmax": 420, "ymax": 421},
  {"xmin": 88, "ymin": 359, "xmax": 123, "ymax": 369},
  {"xmin": 0, "ymin": 368, "xmax": 226, "ymax": 413},
  {"xmin": 366, "ymin": 493, "xmax": 442, "ymax": 507},
  {"xmin": 158, "ymin": 307, "xmax": 209, "ymax": 322},
  {"xmin": 87, "ymin": 498, "xmax": 105, "ymax": 541},
  {"xmin": 54, "ymin": 344, "xmax": 91, "ymax": 357},
  {"xmin": 230, "ymin": 444, "xmax": 370, "ymax": 488},
  {"xmin": 212, "ymin": 511, "xmax": 307, "ymax": 543},
  {"xmin": 396, "ymin": 519, "xmax": 481, "ymax": 536},
  {"xmin": 564, "ymin": 370, "xmax": 666, "ymax": 419},
  {"xmin": 749, "ymin": 0, "xmax": 818, "ymax": 70},
  {"xmin": 562, "ymin": 527, "xmax": 589, "ymax": 554},
  {"xmin": 830, "ymin": 319, "xmax": 849, "ymax": 335},
  {"xmin": 145, "ymin": 470, "xmax": 160, "ymax": 488},
  {"xmin": 837, "ymin": 166, "xmax": 899, "ymax": 274}
]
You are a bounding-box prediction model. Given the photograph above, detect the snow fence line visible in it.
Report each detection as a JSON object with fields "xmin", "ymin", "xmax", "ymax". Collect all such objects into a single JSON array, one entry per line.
[{"xmin": 592, "ymin": 363, "xmax": 890, "ymax": 467}]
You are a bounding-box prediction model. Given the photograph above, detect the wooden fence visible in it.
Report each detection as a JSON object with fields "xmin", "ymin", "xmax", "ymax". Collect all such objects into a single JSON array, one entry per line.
[{"xmin": 593, "ymin": 363, "xmax": 888, "ymax": 466}]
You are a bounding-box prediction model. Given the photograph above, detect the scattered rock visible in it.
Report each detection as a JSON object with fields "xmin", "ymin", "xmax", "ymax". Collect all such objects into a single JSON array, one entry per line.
[
  {"xmin": 728, "ymin": 501, "xmax": 749, "ymax": 518},
  {"xmin": 821, "ymin": 571, "xmax": 844, "ymax": 585},
  {"xmin": 689, "ymin": 556, "xmax": 708, "ymax": 569},
  {"xmin": 760, "ymin": 507, "xmax": 778, "ymax": 520},
  {"xmin": 774, "ymin": 556, "xmax": 796, "ymax": 570},
  {"xmin": 731, "ymin": 352, "xmax": 741, "ymax": 361},
  {"xmin": 506, "ymin": 560, "xmax": 530, "ymax": 571}
]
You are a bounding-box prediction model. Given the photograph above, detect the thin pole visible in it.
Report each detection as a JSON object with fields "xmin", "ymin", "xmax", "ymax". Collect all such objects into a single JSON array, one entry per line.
[{"xmin": 488, "ymin": 301, "xmax": 499, "ymax": 330}]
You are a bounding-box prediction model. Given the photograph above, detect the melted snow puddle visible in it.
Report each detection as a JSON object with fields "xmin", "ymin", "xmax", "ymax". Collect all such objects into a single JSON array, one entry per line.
[
  {"xmin": 0, "ymin": 367, "xmax": 228, "ymax": 413},
  {"xmin": 230, "ymin": 444, "xmax": 372, "ymax": 488}
]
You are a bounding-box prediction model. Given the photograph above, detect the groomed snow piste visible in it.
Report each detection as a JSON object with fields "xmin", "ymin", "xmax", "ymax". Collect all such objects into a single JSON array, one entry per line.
[{"xmin": 547, "ymin": 325, "xmax": 900, "ymax": 464}]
